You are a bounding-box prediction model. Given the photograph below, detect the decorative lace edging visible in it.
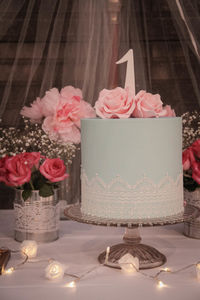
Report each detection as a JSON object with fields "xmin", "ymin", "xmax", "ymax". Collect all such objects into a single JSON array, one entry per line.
[
  {"xmin": 81, "ymin": 170, "xmax": 183, "ymax": 219},
  {"xmin": 14, "ymin": 202, "xmax": 60, "ymax": 233}
]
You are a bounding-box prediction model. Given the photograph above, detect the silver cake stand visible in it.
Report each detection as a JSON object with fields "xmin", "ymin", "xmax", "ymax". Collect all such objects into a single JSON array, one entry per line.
[{"xmin": 64, "ymin": 204, "xmax": 199, "ymax": 269}]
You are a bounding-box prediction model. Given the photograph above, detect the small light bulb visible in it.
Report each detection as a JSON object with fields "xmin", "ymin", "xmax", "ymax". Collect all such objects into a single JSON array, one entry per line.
[
  {"xmin": 157, "ymin": 280, "xmax": 165, "ymax": 288},
  {"xmin": 3, "ymin": 267, "xmax": 14, "ymax": 275},
  {"xmin": 20, "ymin": 240, "xmax": 38, "ymax": 258},
  {"xmin": 66, "ymin": 281, "xmax": 76, "ymax": 288},
  {"xmin": 105, "ymin": 246, "xmax": 110, "ymax": 264},
  {"xmin": 196, "ymin": 263, "xmax": 200, "ymax": 280},
  {"xmin": 163, "ymin": 267, "xmax": 170, "ymax": 272},
  {"xmin": 196, "ymin": 263, "xmax": 200, "ymax": 269}
]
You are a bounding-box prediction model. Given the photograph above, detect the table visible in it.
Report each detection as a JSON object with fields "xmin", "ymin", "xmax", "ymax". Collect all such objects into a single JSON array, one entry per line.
[{"xmin": 0, "ymin": 210, "xmax": 200, "ymax": 300}]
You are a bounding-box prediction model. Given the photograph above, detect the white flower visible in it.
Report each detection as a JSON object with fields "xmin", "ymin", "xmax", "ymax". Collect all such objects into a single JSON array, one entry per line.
[
  {"xmin": 118, "ymin": 254, "xmax": 139, "ymax": 274},
  {"xmin": 45, "ymin": 261, "xmax": 65, "ymax": 280},
  {"xmin": 20, "ymin": 240, "xmax": 38, "ymax": 258}
]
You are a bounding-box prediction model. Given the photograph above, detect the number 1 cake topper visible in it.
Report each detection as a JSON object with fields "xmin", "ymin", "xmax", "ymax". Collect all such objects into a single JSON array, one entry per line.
[{"xmin": 116, "ymin": 49, "xmax": 135, "ymax": 96}]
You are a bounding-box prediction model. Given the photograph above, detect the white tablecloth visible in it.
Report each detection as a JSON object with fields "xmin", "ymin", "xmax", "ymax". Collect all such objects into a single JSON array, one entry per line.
[{"xmin": 0, "ymin": 210, "xmax": 200, "ymax": 300}]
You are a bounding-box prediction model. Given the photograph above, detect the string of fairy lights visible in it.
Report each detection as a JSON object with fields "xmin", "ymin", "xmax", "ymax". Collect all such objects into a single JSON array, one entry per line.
[{"xmin": 2, "ymin": 241, "xmax": 200, "ymax": 288}]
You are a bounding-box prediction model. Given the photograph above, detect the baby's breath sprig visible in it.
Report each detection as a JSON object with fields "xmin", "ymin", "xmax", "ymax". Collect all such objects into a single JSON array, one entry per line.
[
  {"xmin": 182, "ymin": 111, "xmax": 200, "ymax": 149},
  {"xmin": 0, "ymin": 117, "xmax": 77, "ymax": 165}
]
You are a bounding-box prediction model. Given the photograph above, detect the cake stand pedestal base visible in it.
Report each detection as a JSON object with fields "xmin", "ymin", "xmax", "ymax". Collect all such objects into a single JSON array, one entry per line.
[
  {"xmin": 98, "ymin": 227, "xmax": 166, "ymax": 269},
  {"xmin": 64, "ymin": 204, "xmax": 199, "ymax": 270}
]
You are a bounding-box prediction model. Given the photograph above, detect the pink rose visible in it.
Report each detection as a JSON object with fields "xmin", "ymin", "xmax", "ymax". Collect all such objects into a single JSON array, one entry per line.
[
  {"xmin": 20, "ymin": 97, "xmax": 44, "ymax": 123},
  {"xmin": 21, "ymin": 152, "xmax": 41, "ymax": 168},
  {"xmin": 182, "ymin": 149, "xmax": 191, "ymax": 171},
  {"xmin": 191, "ymin": 161, "xmax": 200, "ymax": 185},
  {"xmin": 158, "ymin": 105, "xmax": 176, "ymax": 117},
  {"xmin": 182, "ymin": 148, "xmax": 196, "ymax": 171},
  {"xmin": 95, "ymin": 87, "xmax": 135, "ymax": 119},
  {"xmin": 39, "ymin": 158, "xmax": 68, "ymax": 182},
  {"xmin": 5, "ymin": 154, "xmax": 31, "ymax": 186},
  {"xmin": 132, "ymin": 90, "xmax": 163, "ymax": 118},
  {"xmin": 191, "ymin": 139, "xmax": 200, "ymax": 158}
]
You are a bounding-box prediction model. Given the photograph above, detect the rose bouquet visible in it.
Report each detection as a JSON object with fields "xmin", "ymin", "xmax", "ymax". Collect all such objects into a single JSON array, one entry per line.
[
  {"xmin": 182, "ymin": 139, "xmax": 200, "ymax": 191},
  {"xmin": 0, "ymin": 85, "xmax": 95, "ymax": 205},
  {"xmin": 0, "ymin": 152, "xmax": 68, "ymax": 200},
  {"xmin": 94, "ymin": 87, "xmax": 175, "ymax": 119}
]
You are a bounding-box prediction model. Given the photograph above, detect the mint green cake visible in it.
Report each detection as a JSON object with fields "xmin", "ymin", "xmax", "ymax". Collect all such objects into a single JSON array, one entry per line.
[{"xmin": 81, "ymin": 117, "xmax": 183, "ymax": 220}]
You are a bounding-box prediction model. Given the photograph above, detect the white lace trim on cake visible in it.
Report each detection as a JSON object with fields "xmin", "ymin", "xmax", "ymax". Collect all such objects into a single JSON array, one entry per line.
[{"xmin": 81, "ymin": 170, "xmax": 183, "ymax": 219}]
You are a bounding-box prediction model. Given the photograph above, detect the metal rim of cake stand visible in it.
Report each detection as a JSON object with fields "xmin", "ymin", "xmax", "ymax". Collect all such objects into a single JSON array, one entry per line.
[{"xmin": 64, "ymin": 204, "xmax": 200, "ymax": 270}]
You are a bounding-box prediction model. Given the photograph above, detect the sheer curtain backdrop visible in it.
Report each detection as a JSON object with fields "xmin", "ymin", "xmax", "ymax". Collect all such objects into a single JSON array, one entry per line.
[{"xmin": 0, "ymin": 0, "xmax": 199, "ymax": 208}]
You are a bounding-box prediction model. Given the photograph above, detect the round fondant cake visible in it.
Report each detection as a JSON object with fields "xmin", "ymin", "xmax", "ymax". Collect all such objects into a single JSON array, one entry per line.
[{"xmin": 81, "ymin": 117, "xmax": 183, "ymax": 220}]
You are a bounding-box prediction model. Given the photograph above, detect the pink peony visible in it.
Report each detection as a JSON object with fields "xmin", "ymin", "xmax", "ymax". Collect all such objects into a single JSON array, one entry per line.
[
  {"xmin": 95, "ymin": 87, "xmax": 135, "ymax": 119},
  {"xmin": 56, "ymin": 95, "xmax": 81, "ymax": 126},
  {"xmin": 60, "ymin": 86, "xmax": 95, "ymax": 127},
  {"xmin": 42, "ymin": 116, "xmax": 81, "ymax": 144},
  {"xmin": 21, "ymin": 85, "xmax": 95, "ymax": 144},
  {"xmin": 20, "ymin": 97, "xmax": 44, "ymax": 123},
  {"xmin": 39, "ymin": 158, "xmax": 68, "ymax": 182},
  {"xmin": 191, "ymin": 139, "xmax": 200, "ymax": 158},
  {"xmin": 60, "ymin": 85, "xmax": 82, "ymax": 102},
  {"xmin": 132, "ymin": 90, "xmax": 164, "ymax": 118},
  {"xmin": 42, "ymin": 87, "xmax": 95, "ymax": 144},
  {"xmin": 4, "ymin": 154, "xmax": 31, "ymax": 186},
  {"xmin": 41, "ymin": 87, "xmax": 60, "ymax": 117},
  {"xmin": 21, "ymin": 152, "xmax": 41, "ymax": 168},
  {"xmin": 77, "ymin": 100, "xmax": 96, "ymax": 126}
]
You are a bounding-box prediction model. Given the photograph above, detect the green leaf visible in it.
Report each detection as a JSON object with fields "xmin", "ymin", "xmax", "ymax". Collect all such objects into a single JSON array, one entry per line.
[
  {"xmin": 31, "ymin": 170, "xmax": 44, "ymax": 189},
  {"xmin": 22, "ymin": 189, "xmax": 32, "ymax": 201},
  {"xmin": 39, "ymin": 184, "xmax": 54, "ymax": 198}
]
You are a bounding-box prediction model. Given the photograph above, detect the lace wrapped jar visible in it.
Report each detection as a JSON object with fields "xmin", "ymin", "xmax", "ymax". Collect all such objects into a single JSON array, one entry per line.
[
  {"xmin": 14, "ymin": 189, "xmax": 60, "ymax": 242},
  {"xmin": 184, "ymin": 189, "xmax": 200, "ymax": 239}
]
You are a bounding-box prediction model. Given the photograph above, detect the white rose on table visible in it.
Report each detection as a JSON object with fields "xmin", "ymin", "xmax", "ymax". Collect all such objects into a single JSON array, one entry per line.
[{"xmin": 118, "ymin": 253, "xmax": 139, "ymax": 274}]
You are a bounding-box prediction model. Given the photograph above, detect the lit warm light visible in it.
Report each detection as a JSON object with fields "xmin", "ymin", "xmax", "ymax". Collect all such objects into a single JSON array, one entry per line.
[
  {"xmin": 118, "ymin": 254, "xmax": 139, "ymax": 274},
  {"xmin": 3, "ymin": 267, "xmax": 14, "ymax": 275},
  {"xmin": 105, "ymin": 246, "xmax": 110, "ymax": 264},
  {"xmin": 45, "ymin": 261, "xmax": 65, "ymax": 280},
  {"xmin": 163, "ymin": 267, "xmax": 171, "ymax": 272},
  {"xmin": 157, "ymin": 280, "xmax": 165, "ymax": 288},
  {"xmin": 20, "ymin": 240, "xmax": 38, "ymax": 258},
  {"xmin": 66, "ymin": 281, "xmax": 76, "ymax": 288},
  {"xmin": 196, "ymin": 263, "xmax": 200, "ymax": 280}
]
